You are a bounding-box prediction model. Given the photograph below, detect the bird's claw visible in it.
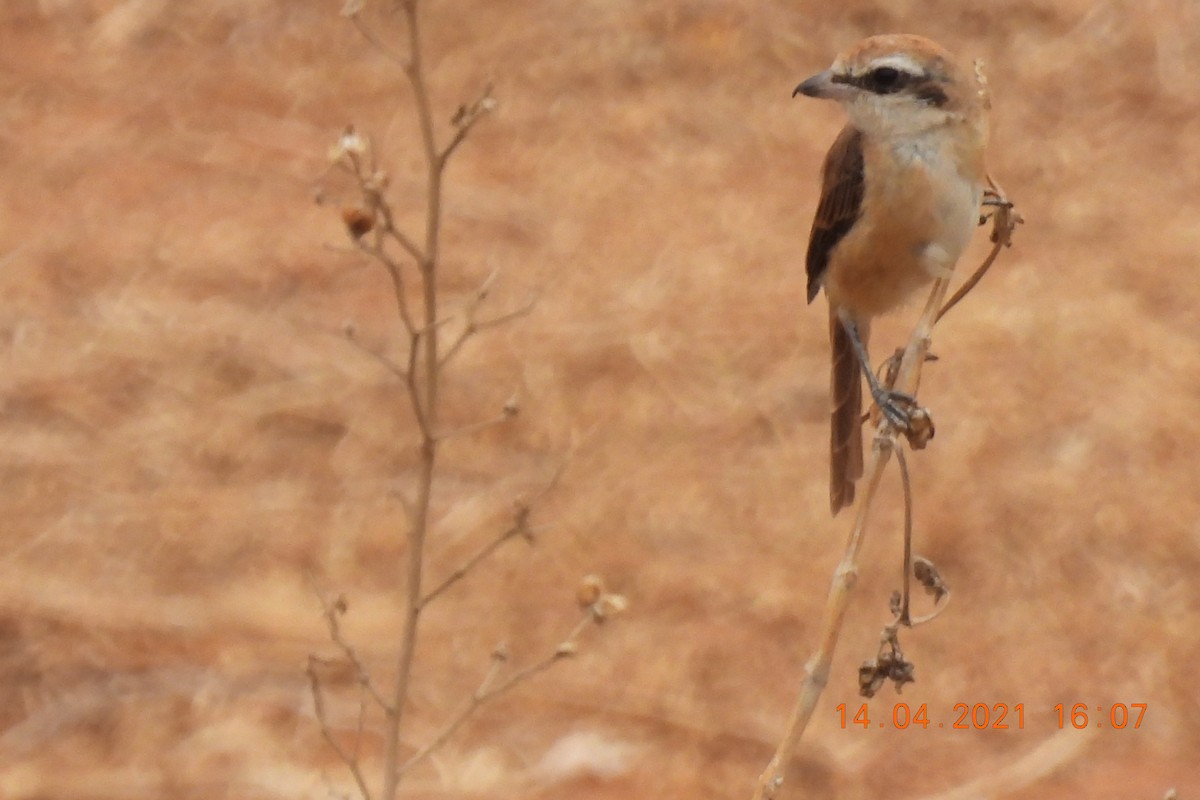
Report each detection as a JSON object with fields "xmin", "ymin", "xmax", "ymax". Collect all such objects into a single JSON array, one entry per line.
[{"xmin": 873, "ymin": 389, "xmax": 917, "ymax": 431}]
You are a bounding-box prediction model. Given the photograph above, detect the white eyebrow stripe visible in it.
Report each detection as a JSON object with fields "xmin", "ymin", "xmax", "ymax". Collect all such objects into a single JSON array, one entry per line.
[{"xmin": 864, "ymin": 54, "xmax": 925, "ymax": 75}]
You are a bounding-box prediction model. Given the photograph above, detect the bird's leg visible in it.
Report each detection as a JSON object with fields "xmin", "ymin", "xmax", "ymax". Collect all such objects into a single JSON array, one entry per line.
[{"xmin": 837, "ymin": 311, "xmax": 915, "ymax": 431}]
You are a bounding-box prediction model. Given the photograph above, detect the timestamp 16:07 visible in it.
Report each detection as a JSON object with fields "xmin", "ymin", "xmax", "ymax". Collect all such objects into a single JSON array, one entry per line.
[{"xmin": 836, "ymin": 702, "xmax": 1147, "ymax": 730}]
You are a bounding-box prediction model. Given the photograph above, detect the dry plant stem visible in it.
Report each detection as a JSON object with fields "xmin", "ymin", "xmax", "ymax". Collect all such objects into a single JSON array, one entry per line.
[
  {"xmin": 753, "ymin": 192, "xmax": 1017, "ymax": 800},
  {"xmin": 895, "ymin": 446, "xmax": 914, "ymax": 626},
  {"xmin": 381, "ymin": 3, "xmax": 444, "ymax": 798},
  {"xmin": 325, "ymin": 4, "xmax": 578, "ymax": 797},
  {"xmin": 752, "ymin": 289, "xmax": 947, "ymax": 800},
  {"xmin": 751, "ymin": 452, "xmax": 892, "ymax": 800}
]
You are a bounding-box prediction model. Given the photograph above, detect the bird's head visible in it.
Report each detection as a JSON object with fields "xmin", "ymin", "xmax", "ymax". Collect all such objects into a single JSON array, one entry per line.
[{"xmin": 794, "ymin": 34, "xmax": 985, "ymax": 138}]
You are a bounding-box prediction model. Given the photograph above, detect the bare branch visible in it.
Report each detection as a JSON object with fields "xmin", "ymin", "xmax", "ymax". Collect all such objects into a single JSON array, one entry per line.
[
  {"xmin": 372, "ymin": 201, "xmax": 425, "ymax": 267},
  {"xmin": 382, "ymin": 4, "xmax": 442, "ymax": 797},
  {"xmin": 325, "ymin": 6, "xmax": 572, "ymax": 800},
  {"xmin": 440, "ymin": 83, "xmax": 497, "ymax": 166},
  {"xmin": 440, "ymin": 285, "xmax": 541, "ymax": 369},
  {"xmin": 314, "ymin": 588, "xmax": 390, "ymax": 712},
  {"xmin": 398, "ymin": 613, "xmax": 593, "ymax": 777},
  {"xmin": 470, "ymin": 292, "xmax": 540, "ymax": 332},
  {"xmin": 355, "ymin": 227, "xmax": 420, "ymax": 337},
  {"xmin": 421, "ymin": 501, "xmax": 532, "ymax": 608},
  {"xmin": 418, "ymin": 460, "xmax": 566, "ymax": 608},
  {"xmin": 308, "ymin": 658, "xmax": 374, "ymax": 800},
  {"xmin": 346, "ymin": 8, "xmax": 408, "ymax": 66},
  {"xmin": 341, "ymin": 327, "xmax": 408, "ymax": 380},
  {"xmin": 434, "ymin": 398, "xmax": 518, "ymax": 442}
]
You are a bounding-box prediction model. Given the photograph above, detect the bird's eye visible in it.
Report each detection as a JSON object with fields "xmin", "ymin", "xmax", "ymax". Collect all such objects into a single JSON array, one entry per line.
[{"xmin": 866, "ymin": 66, "xmax": 904, "ymax": 93}]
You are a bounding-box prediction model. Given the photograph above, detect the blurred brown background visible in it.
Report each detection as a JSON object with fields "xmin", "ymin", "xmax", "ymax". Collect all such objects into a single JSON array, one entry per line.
[{"xmin": 1, "ymin": 1, "xmax": 1198, "ymax": 798}]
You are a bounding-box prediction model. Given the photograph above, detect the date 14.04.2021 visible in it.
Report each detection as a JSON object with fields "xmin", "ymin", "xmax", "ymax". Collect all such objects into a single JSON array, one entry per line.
[{"xmin": 835, "ymin": 702, "xmax": 1148, "ymax": 731}]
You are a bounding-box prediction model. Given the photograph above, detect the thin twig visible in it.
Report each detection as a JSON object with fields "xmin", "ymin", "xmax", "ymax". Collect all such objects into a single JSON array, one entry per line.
[
  {"xmin": 314, "ymin": 589, "xmax": 391, "ymax": 712},
  {"xmin": 359, "ymin": 237, "xmax": 419, "ymax": 337},
  {"xmin": 348, "ymin": 11, "xmax": 408, "ymax": 66},
  {"xmin": 308, "ymin": 658, "xmax": 375, "ymax": 800},
  {"xmin": 440, "ymin": 83, "xmax": 496, "ymax": 165},
  {"xmin": 434, "ymin": 407, "xmax": 517, "ymax": 442},
  {"xmin": 397, "ymin": 614, "xmax": 592, "ymax": 777},
  {"xmin": 342, "ymin": 330, "xmax": 408, "ymax": 380},
  {"xmin": 438, "ymin": 267, "xmax": 500, "ymax": 367},
  {"xmin": 895, "ymin": 446, "xmax": 914, "ymax": 626},
  {"xmin": 439, "ymin": 290, "xmax": 541, "ymax": 369},
  {"xmin": 373, "ymin": 202, "xmax": 426, "ymax": 268},
  {"xmin": 421, "ymin": 503, "xmax": 532, "ymax": 607}
]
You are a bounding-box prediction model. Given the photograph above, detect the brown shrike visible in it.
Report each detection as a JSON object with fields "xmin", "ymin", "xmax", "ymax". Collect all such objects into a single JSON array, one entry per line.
[{"xmin": 794, "ymin": 34, "xmax": 990, "ymax": 515}]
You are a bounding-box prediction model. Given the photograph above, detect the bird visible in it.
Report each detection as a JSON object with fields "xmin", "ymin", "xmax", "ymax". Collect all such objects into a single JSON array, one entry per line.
[{"xmin": 794, "ymin": 34, "xmax": 990, "ymax": 515}]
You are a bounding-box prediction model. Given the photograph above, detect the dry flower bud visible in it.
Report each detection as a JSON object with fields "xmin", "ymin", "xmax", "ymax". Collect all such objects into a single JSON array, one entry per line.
[{"xmin": 576, "ymin": 574, "xmax": 605, "ymax": 608}]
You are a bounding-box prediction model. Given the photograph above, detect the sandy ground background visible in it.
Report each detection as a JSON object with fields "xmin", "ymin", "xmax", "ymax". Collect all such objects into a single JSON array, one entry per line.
[{"xmin": 2, "ymin": 1, "xmax": 1199, "ymax": 798}]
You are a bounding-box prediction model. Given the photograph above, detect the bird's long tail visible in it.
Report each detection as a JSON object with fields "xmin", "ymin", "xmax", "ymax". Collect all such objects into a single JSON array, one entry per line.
[{"xmin": 829, "ymin": 308, "xmax": 865, "ymax": 515}]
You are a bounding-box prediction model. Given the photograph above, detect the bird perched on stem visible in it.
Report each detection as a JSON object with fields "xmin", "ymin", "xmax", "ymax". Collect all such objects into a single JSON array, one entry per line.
[{"xmin": 794, "ymin": 34, "xmax": 990, "ymax": 515}]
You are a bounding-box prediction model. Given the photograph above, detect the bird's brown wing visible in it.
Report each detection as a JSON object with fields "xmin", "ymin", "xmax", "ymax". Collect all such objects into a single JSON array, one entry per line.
[
  {"xmin": 805, "ymin": 125, "xmax": 865, "ymax": 303},
  {"xmin": 804, "ymin": 125, "xmax": 867, "ymax": 514}
]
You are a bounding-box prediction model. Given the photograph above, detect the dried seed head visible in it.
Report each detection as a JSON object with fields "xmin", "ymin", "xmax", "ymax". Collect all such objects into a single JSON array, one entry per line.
[
  {"xmin": 342, "ymin": 207, "xmax": 374, "ymax": 239},
  {"xmin": 903, "ymin": 406, "xmax": 935, "ymax": 449}
]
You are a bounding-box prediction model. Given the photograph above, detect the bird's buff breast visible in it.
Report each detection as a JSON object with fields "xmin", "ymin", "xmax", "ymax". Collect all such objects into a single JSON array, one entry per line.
[{"xmin": 825, "ymin": 136, "xmax": 981, "ymax": 318}]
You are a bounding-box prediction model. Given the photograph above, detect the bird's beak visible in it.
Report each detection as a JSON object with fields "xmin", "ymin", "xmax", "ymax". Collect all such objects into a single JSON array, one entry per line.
[{"xmin": 793, "ymin": 69, "xmax": 844, "ymax": 100}]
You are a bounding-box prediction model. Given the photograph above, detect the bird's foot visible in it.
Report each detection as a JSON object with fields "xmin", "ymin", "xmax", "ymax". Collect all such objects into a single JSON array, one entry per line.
[{"xmin": 871, "ymin": 388, "xmax": 917, "ymax": 431}]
